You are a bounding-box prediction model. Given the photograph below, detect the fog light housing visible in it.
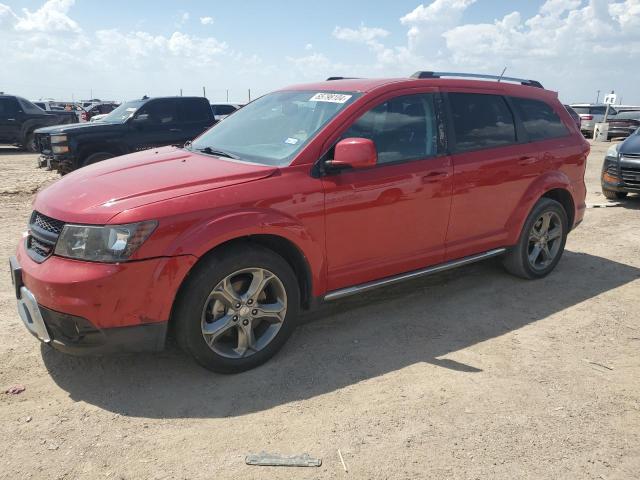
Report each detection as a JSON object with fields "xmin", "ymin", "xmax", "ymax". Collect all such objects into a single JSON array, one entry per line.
[{"xmin": 52, "ymin": 145, "xmax": 69, "ymax": 154}]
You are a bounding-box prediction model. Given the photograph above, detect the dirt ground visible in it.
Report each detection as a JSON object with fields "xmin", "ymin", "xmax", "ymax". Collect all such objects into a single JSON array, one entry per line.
[{"xmin": 0, "ymin": 141, "xmax": 638, "ymax": 480}]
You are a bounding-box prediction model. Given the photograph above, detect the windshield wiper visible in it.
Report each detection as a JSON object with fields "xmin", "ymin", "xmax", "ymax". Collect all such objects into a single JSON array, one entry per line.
[{"xmin": 195, "ymin": 146, "xmax": 240, "ymax": 159}]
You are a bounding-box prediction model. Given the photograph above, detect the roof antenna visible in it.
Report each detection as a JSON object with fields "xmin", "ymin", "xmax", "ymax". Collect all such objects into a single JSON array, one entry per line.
[{"xmin": 497, "ymin": 67, "xmax": 507, "ymax": 82}]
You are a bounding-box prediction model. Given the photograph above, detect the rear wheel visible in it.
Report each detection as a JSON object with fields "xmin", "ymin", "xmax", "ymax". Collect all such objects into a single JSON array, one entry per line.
[
  {"xmin": 503, "ymin": 198, "xmax": 568, "ymax": 279},
  {"xmin": 174, "ymin": 243, "xmax": 300, "ymax": 373},
  {"xmin": 82, "ymin": 152, "xmax": 114, "ymax": 167},
  {"xmin": 602, "ymin": 188, "xmax": 627, "ymax": 200}
]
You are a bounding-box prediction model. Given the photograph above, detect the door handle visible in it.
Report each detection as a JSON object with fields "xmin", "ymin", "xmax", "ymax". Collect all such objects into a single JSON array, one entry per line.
[
  {"xmin": 7, "ymin": 118, "xmax": 16, "ymax": 121},
  {"xmin": 422, "ymin": 171, "xmax": 449, "ymax": 183},
  {"xmin": 518, "ymin": 156, "xmax": 538, "ymax": 166},
  {"xmin": 169, "ymin": 128, "xmax": 182, "ymax": 132}
]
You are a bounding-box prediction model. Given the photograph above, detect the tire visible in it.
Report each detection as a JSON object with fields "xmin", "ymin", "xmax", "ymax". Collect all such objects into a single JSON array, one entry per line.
[
  {"xmin": 602, "ymin": 188, "xmax": 627, "ymax": 200},
  {"xmin": 174, "ymin": 243, "xmax": 300, "ymax": 373},
  {"xmin": 82, "ymin": 152, "xmax": 114, "ymax": 167},
  {"xmin": 24, "ymin": 132, "xmax": 37, "ymax": 153},
  {"xmin": 503, "ymin": 198, "xmax": 568, "ymax": 280}
]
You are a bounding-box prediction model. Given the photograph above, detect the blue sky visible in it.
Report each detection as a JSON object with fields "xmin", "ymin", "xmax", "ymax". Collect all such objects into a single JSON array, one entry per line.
[{"xmin": 1, "ymin": 1, "xmax": 639, "ymax": 104}]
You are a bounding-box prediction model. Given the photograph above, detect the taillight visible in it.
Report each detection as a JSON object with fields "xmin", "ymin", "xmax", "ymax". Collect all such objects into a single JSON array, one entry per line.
[{"xmin": 582, "ymin": 115, "xmax": 593, "ymax": 120}]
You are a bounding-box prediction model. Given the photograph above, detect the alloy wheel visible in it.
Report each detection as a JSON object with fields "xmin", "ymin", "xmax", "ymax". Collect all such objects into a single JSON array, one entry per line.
[
  {"xmin": 201, "ymin": 268, "xmax": 287, "ymax": 359},
  {"xmin": 527, "ymin": 211, "xmax": 563, "ymax": 271}
]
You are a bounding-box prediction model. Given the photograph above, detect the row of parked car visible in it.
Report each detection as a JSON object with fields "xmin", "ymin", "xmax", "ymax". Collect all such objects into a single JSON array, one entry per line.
[
  {"xmin": 567, "ymin": 103, "xmax": 640, "ymax": 139},
  {"xmin": 0, "ymin": 92, "xmax": 242, "ymax": 159}
]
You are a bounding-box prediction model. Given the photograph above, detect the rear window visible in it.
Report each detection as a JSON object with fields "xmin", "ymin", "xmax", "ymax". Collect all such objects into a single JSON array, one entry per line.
[
  {"xmin": 448, "ymin": 93, "xmax": 516, "ymax": 152},
  {"xmin": 18, "ymin": 97, "xmax": 45, "ymax": 114},
  {"xmin": 213, "ymin": 105, "xmax": 238, "ymax": 116},
  {"xmin": 512, "ymin": 97, "xmax": 570, "ymax": 141}
]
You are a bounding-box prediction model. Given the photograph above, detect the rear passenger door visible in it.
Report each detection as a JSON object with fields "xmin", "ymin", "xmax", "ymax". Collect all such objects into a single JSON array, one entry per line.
[
  {"xmin": 444, "ymin": 91, "xmax": 541, "ymax": 260},
  {"xmin": 178, "ymin": 98, "xmax": 215, "ymax": 141},
  {"xmin": 0, "ymin": 97, "xmax": 21, "ymax": 142}
]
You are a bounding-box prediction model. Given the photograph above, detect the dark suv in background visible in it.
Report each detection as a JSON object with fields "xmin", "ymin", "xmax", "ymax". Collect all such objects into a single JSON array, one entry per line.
[
  {"xmin": 0, "ymin": 94, "xmax": 76, "ymax": 152},
  {"xmin": 35, "ymin": 96, "xmax": 215, "ymax": 174}
]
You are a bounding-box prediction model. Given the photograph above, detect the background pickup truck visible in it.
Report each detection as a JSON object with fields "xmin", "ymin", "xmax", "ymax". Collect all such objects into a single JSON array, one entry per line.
[
  {"xmin": 33, "ymin": 101, "xmax": 81, "ymax": 125},
  {"xmin": 0, "ymin": 94, "xmax": 76, "ymax": 152},
  {"xmin": 35, "ymin": 96, "xmax": 216, "ymax": 174}
]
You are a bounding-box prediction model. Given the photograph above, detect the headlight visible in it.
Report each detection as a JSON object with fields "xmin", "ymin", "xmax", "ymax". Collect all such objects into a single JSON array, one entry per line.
[
  {"xmin": 606, "ymin": 143, "xmax": 619, "ymax": 158},
  {"xmin": 50, "ymin": 134, "xmax": 67, "ymax": 144},
  {"xmin": 54, "ymin": 221, "xmax": 157, "ymax": 262},
  {"xmin": 52, "ymin": 145, "xmax": 69, "ymax": 154}
]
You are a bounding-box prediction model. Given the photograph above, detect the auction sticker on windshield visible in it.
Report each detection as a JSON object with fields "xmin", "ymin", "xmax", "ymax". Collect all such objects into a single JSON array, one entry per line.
[{"xmin": 309, "ymin": 93, "xmax": 352, "ymax": 103}]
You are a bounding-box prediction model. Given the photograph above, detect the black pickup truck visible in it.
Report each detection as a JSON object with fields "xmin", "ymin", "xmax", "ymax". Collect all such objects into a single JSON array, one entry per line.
[
  {"xmin": 35, "ymin": 96, "xmax": 216, "ymax": 174},
  {"xmin": 0, "ymin": 94, "xmax": 76, "ymax": 152}
]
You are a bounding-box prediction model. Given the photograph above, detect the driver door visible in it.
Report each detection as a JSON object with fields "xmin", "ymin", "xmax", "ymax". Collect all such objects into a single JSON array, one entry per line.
[{"xmin": 322, "ymin": 92, "xmax": 453, "ymax": 291}]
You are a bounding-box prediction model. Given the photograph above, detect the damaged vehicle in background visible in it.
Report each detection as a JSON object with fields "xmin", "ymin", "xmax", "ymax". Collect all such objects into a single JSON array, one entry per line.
[{"xmin": 34, "ymin": 96, "xmax": 215, "ymax": 174}]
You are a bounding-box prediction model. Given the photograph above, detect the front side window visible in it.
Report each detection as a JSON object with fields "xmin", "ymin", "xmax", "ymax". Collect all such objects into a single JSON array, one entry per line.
[
  {"xmin": 0, "ymin": 98, "xmax": 19, "ymax": 116},
  {"xmin": 101, "ymin": 100, "xmax": 145, "ymax": 123},
  {"xmin": 136, "ymin": 99, "xmax": 177, "ymax": 125},
  {"xmin": 512, "ymin": 97, "xmax": 570, "ymax": 141},
  {"xmin": 448, "ymin": 93, "xmax": 516, "ymax": 152},
  {"xmin": 191, "ymin": 91, "xmax": 359, "ymax": 166},
  {"xmin": 342, "ymin": 94, "xmax": 438, "ymax": 164}
]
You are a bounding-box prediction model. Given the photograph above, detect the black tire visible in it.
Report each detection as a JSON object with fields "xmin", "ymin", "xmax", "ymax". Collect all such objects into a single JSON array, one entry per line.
[
  {"xmin": 602, "ymin": 188, "xmax": 627, "ymax": 200},
  {"xmin": 24, "ymin": 132, "xmax": 37, "ymax": 153},
  {"xmin": 174, "ymin": 243, "xmax": 300, "ymax": 373},
  {"xmin": 82, "ymin": 152, "xmax": 114, "ymax": 167},
  {"xmin": 503, "ymin": 198, "xmax": 568, "ymax": 280}
]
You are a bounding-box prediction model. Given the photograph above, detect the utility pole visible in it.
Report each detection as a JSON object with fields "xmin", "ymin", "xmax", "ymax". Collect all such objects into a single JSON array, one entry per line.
[
  {"xmin": 180, "ymin": 88, "xmax": 183, "ymax": 96},
  {"xmin": 248, "ymin": 88, "xmax": 251, "ymax": 102},
  {"xmin": 202, "ymin": 86, "xmax": 206, "ymax": 98},
  {"xmin": 90, "ymin": 88, "xmax": 93, "ymax": 99},
  {"xmin": 596, "ymin": 90, "xmax": 600, "ymax": 104},
  {"xmin": 226, "ymin": 89, "xmax": 229, "ymax": 102}
]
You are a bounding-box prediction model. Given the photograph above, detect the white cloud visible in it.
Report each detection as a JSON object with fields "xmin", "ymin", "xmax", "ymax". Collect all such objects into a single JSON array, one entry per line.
[
  {"xmin": 329, "ymin": 0, "xmax": 640, "ymax": 103},
  {"xmin": 332, "ymin": 25, "xmax": 389, "ymax": 44},
  {"xmin": 305, "ymin": 43, "xmax": 313, "ymax": 50},
  {"xmin": 200, "ymin": 16, "xmax": 214, "ymax": 25}
]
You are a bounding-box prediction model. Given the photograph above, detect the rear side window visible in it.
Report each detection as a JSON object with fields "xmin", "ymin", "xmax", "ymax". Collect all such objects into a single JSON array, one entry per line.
[
  {"xmin": 448, "ymin": 93, "xmax": 516, "ymax": 152},
  {"xmin": 512, "ymin": 97, "xmax": 570, "ymax": 141},
  {"xmin": 180, "ymin": 98, "xmax": 211, "ymax": 122},
  {"xmin": 18, "ymin": 97, "xmax": 45, "ymax": 114},
  {"xmin": 213, "ymin": 105, "xmax": 237, "ymax": 116},
  {"xmin": 342, "ymin": 94, "xmax": 438, "ymax": 164}
]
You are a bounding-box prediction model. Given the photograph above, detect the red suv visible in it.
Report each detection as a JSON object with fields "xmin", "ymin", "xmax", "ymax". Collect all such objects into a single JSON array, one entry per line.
[{"xmin": 10, "ymin": 72, "xmax": 589, "ymax": 373}]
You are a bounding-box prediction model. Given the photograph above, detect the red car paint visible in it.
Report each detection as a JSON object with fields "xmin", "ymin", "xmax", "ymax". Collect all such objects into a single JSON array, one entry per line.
[{"xmin": 15, "ymin": 77, "xmax": 589, "ymax": 348}]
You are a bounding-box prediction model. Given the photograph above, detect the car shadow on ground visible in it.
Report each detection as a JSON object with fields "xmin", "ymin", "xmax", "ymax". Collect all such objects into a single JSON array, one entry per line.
[
  {"xmin": 0, "ymin": 147, "xmax": 29, "ymax": 155},
  {"xmin": 42, "ymin": 250, "xmax": 640, "ymax": 419}
]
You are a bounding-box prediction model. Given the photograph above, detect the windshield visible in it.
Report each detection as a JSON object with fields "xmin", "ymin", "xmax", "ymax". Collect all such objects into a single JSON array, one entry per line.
[
  {"xmin": 101, "ymin": 100, "xmax": 145, "ymax": 123},
  {"xmin": 190, "ymin": 90, "xmax": 360, "ymax": 166}
]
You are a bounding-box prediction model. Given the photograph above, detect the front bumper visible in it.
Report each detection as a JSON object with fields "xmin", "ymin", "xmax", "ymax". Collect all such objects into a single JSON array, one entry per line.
[
  {"xmin": 12, "ymin": 244, "xmax": 197, "ymax": 354},
  {"xmin": 602, "ymin": 156, "xmax": 640, "ymax": 194}
]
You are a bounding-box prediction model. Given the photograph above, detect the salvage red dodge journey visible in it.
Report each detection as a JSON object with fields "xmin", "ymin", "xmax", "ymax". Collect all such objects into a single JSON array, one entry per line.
[{"xmin": 10, "ymin": 72, "xmax": 589, "ymax": 373}]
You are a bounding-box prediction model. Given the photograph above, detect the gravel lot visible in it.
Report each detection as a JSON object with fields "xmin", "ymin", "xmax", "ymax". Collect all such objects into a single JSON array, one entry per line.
[{"xmin": 1, "ymin": 142, "xmax": 639, "ymax": 480}]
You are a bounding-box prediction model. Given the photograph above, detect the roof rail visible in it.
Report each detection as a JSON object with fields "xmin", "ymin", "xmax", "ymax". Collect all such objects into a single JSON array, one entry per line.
[
  {"xmin": 325, "ymin": 76, "xmax": 360, "ymax": 81},
  {"xmin": 410, "ymin": 71, "xmax": 544, "ymax": 89}
]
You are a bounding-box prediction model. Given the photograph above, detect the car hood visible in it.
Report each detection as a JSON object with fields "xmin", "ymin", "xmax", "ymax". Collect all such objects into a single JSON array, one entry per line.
[
  {"xmin": 34, "ymin": 147, "xmax": 278, "ymax": 224},
  {"xmin": 620, "ymin": 133, "xmax": 640, "ymax": 155},
  {"xmin": 34, "ymin": 121, "xmax": 121, "ymax": 135}
]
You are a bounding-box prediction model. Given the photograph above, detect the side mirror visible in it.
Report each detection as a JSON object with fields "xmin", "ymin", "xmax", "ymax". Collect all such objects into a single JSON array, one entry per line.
[
  {"xmin": 328, "ymin": 138, "xmax": 377, "ymax": 170},
  {"xmin": 133, "ymin": 113, "xmax": 150, "ymax": 123}
]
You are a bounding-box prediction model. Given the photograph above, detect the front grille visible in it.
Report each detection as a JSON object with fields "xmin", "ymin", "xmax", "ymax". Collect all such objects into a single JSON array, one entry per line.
[
  {"xmin": 621, "ymin": 167, "xmax": 640, "ymax": 186},
  {"xmin": 35, "ymin": 133, "xmax": 51, "ymax": 153},
  {"xmin": 621, "ymin": 153, "xmax": 640, "ymax": 160},
  {"xmin": 32, "ymin": 211, "xmax": 64, "ymax": 235},
  {"xmin": 26, "ymin": 211, "xmax": 65, "ymax": 263}
]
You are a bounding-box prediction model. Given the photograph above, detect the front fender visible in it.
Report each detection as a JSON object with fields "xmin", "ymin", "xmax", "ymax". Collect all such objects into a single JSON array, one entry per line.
[
  {"xmin": 159, "ymin": 208, "xmax": 326, "ymax": 296},
  {"xmin": 505, "ymin": 171, "xmax": 573, "ymax": 245}
]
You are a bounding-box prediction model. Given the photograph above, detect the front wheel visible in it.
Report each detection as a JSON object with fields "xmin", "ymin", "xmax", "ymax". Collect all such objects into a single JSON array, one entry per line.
[
  {"xmin": 24, "ymin": 132, "xmax": 38, "ymax": 153},
  {"xmin": 82, "ymin": 152, "xmax": 114, "ymax": 167},
  {"xmin": 174, "ymin": 243, "xmax": 300, "ymax": 373},
  {"xmin": 503, "ymin": 198, "xmax": 568, "ymax": 279}
]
